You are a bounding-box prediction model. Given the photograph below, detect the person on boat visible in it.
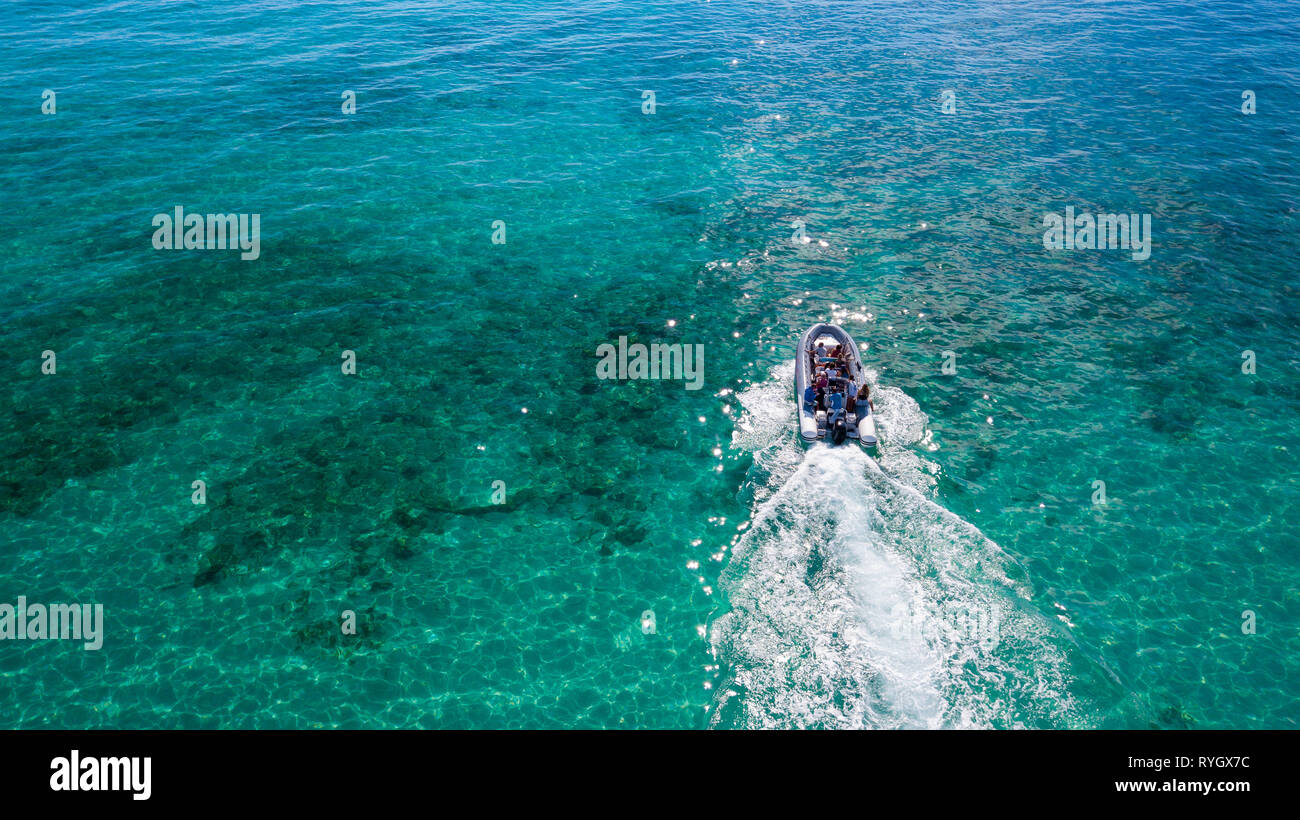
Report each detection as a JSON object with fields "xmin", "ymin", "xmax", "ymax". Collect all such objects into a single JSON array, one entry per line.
[
  {"xmin": 856, "ymin": 383, "xmax": 874, "ymax": 412},
  {"xmin": 815, "ymin": 342, "xmax": 828, "ymax": 360},
  {"xmin": 802, "ymin": 383, "xmax": 817, "ymax": 412},
  {"xmin": 827, "ymin": 374, "xmax": 849, "ymax": 410},
  {"xmin": 827, "ymin": 387, "xmax": 846, "ymax": 423}
]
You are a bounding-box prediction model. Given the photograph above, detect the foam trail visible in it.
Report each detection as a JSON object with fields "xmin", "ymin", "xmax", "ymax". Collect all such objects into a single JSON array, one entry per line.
[{"xmin": 709, "ymin": 365, "xmax": 1092, "ymax": 729}]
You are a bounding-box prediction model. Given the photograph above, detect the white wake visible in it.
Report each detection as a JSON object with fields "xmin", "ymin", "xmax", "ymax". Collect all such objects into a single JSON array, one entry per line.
[{"xmin": 709, "ymin": 364, "xmax": 1092, "ymax": 729}]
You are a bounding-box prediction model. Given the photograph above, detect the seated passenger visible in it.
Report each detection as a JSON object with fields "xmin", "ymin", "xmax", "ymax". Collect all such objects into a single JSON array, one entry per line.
[{"xmin": 802, "ymin": 384, "xmax": 817, "ymax": 411}]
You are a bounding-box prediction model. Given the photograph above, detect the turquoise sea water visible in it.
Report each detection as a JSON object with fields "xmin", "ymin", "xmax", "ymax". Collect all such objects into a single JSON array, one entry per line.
[{"xmin": 2, "ymin": 0, "xmax": 1297, "ymax": 728}]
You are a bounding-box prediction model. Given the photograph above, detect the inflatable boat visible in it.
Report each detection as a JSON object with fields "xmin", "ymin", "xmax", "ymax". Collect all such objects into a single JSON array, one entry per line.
[{"xmin": 795, "ymin": 323, "xmax": 878, "ymax": 446}]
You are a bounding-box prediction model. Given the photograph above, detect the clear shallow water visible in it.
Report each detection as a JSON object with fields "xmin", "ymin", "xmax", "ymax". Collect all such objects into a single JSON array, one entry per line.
[{"xmin": 1, "ymin": 0, "xmax": 1297, "ymax": 728}]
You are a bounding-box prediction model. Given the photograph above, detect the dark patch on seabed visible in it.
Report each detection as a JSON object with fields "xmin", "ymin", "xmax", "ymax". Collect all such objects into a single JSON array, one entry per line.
[
  {"xmin": 285, "ymin": 593, "xmax": 388, "ymax": 660},
  {"xmin": 1153, "ymin": 704, "xmax": 1195, "ymax": 729},
  {"xmin": 1, "ymin": 364, "xmax": 182, "ymax": 517}
]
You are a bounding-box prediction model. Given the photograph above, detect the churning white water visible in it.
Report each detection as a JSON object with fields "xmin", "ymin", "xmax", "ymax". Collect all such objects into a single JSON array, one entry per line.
[{"xmin": 710, "ymin": 364, "xmax": 1089, "ymax": 729}]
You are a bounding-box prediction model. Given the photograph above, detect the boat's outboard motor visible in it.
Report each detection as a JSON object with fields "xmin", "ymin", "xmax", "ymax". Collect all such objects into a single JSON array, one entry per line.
[{"xmin": 829, "ymin": 411, "xmax": 848, "ymax": 445}]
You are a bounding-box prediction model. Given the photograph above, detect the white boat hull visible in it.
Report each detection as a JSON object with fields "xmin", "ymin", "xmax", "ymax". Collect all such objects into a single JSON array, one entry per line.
[{"xmin": 795, "ymin": 322, "xmax": 878, "ymax": 446}]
